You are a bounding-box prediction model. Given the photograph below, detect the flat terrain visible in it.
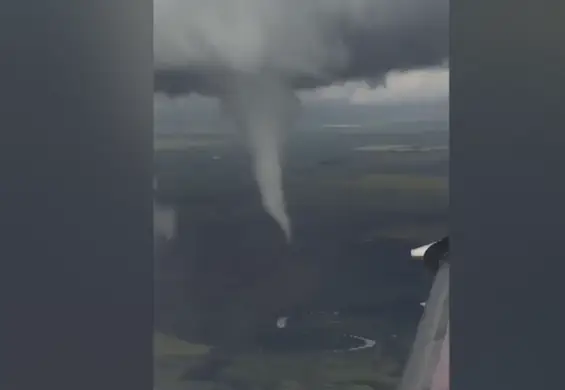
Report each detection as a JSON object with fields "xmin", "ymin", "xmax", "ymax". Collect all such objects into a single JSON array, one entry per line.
[{"xmin": 153, "ymin": 125, "xmax": 448, "ymax": 390}]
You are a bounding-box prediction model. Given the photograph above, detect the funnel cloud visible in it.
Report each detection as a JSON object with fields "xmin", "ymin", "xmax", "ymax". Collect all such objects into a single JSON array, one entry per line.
[
  {"xmin": 221, "ymin": 73, "xmax": 297, "ymax": 241},
  {"xmin": 154, "ymin": 0, "xmax": 448, "ymax": 239}
]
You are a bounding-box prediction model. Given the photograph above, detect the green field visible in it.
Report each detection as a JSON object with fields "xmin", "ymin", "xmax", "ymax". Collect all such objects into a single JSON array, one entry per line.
[
  {"xmin": 154, "ymin": 332, "xmax": 214, "ymax": 389},
  {"xmin": 219, "ymin": 352, "xmax": 400, "ymax": 390},
  {"xmin": 154, "ymin": 130, "xmax": 448, "ymax": 390},
  {"xmin": 154, "ymin": 332, "xmax": 211, "ymax": 358},
  {"xmin": 154, "ymin": 138, "xmax": 230, "ymax": 151},
  {"xmin": 349, "ymin": 173, "xmax": 447, "ymax": 192}
]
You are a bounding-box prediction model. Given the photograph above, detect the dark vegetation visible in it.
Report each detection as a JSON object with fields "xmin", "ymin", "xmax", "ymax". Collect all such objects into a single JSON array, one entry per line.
[{"xmin": 153, "ymin": 128, "xmax": 448, "ymax": 390}]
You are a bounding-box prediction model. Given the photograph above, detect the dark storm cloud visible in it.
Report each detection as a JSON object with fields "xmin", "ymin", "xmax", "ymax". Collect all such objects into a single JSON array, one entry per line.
[
  {"xmin": 154, "ymin": 0, "xmax": 448, "ymax": 96},
  {"xmin": 153, "ymin": 0, "xmax": 449, "ymax": 240}
]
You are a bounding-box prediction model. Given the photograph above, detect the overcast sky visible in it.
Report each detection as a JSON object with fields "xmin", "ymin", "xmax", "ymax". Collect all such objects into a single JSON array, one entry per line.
[
  {"xmin": 155, "ymin": 65, "xmax": 449, "ymax": 114},
  {"xmin": 300, "ymin": 66, "xmax": 448, "ymax": 105},
  {"xmin": 154, "ymin": 0, "xmax": 448, "ymax": 96},
  {"xmin": 154, "ymin": 0, "xmax": 448, "ymax": 122}
]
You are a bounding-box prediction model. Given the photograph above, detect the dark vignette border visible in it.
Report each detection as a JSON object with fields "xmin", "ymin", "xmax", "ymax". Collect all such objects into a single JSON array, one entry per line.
[
  {"xmin": 0, "ymin": 2, "xmax": 153, "ymax": 390},
  {"xmin": 1, "ymin": 0, "xmax": 564, "ymax": 389},
  {"xmin": 451, "ymin": 0, "xmax": 565, "ymax": 389}
]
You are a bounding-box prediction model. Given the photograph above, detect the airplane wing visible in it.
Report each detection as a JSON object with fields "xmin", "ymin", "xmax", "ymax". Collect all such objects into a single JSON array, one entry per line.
[{"xmin": 399, "ymin": 237, "xmax": 450, "ymax": 390}]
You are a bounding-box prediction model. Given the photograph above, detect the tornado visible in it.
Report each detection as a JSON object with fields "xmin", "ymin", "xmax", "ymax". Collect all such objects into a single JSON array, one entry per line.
[
  {"xmin": 153, "ymin": 0, "xmax": 448, "ymax": 241},
  {"xmin": 221, "ymin": 73, "xmax": 298, "ymax": 241}
]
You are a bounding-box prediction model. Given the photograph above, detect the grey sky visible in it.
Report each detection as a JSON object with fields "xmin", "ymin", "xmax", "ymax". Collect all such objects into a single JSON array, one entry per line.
[
  {"xmin": 300, "ymin": 66, "xmax": 448, "ymax": 105},
  {"xmin": 155, "ymin": 66, "xmax": 448, "ymax": 110},
  {"xmin": 154, "ymin": 0, "xmax": 448, "ymax": 95},
  {"xmin": 154, "ymin": 66, "xmax": 449, "ymax": 134}
]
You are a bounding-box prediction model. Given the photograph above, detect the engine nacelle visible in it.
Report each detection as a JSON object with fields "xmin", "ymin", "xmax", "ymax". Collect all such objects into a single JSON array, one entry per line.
[{"xmin": 411, "ymin": 237, "xmax": 449, "ymax": 274}]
